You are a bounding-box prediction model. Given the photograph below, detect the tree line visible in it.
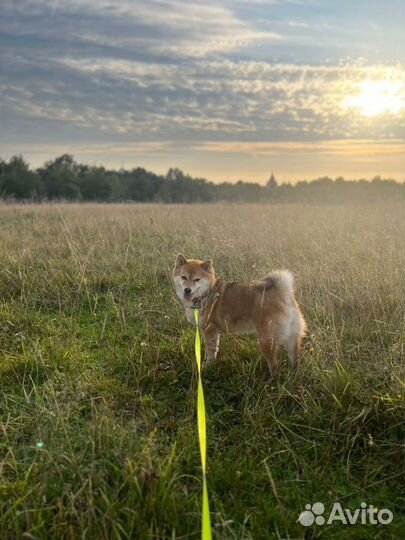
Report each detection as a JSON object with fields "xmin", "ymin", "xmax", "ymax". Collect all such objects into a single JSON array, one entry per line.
[{"xmin": 0, "ymin": 154, "xmax": 403, "ymax": 204}]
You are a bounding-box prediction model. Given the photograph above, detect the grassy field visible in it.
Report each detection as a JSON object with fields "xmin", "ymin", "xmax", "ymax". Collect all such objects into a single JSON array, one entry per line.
[{"xmin": 0, "ymin": 202, "xmax": 404, "ymax": 540}]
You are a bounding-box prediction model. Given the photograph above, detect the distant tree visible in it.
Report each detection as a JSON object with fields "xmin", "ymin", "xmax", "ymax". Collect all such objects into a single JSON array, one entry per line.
[
  {"xmin": 120, "ymin": 167, "xmax": 163, "ymax": 201},
  {"xmin": 39, "ymin": 154, "xmax": 81, "ymax": 199},
  {"xmin": 278, "ymin": 181, "xmax": 294, "ymax": 202},
  {"xmin": 0, "ymin": 155, "xmax": 42, "ymax": 199},
  {"xmin": 79, "ymin": 166, "xmax": 113, "ymax": 200},
  {"xmin": 158, "ymin": 168, "xmax": 210, "ymax": 202},
  {"xmin": 0, "ymin": 154, "xmax": 404, "ymax": 204}
]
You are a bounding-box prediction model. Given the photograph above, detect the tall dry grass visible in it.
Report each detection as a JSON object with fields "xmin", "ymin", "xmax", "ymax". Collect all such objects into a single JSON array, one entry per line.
[{"xmin": 0, "ymin": 202, "xmax": 403, "ymax": 539}]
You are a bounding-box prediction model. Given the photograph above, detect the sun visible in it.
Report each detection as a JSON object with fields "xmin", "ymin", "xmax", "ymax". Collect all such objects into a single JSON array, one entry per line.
[{"xmin": 342, "ymin": 80, "xmax": 405, "ymax": 117}]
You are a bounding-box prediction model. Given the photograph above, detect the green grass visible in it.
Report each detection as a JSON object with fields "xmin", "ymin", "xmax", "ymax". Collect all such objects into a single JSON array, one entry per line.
[{"xmin": 0, "ymin": 202, "xmax": 404, "ymax": 539}]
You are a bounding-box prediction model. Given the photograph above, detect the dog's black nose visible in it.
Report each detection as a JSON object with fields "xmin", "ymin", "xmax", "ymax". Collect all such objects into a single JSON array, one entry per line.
[{"xmin": 184, "ymin": 288, "xmax": 191, "ymax": 294}]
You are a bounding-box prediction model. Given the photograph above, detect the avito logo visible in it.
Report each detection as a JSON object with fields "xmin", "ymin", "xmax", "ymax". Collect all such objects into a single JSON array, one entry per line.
[{"xmin": 298, "ymin": 501, "xmax": 393, "ymax": 526}]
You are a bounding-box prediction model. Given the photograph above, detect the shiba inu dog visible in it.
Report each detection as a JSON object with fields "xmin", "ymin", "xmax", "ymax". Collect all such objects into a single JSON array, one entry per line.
[{"xmin": 172, "ymin": 254, "xmax": 307, "ymax": 375}]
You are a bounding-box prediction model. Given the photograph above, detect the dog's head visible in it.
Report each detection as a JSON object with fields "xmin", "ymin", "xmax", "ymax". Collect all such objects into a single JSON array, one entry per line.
[{"xmin": 172, "ymin": 254, "xmax": 216, "ymax": 304}]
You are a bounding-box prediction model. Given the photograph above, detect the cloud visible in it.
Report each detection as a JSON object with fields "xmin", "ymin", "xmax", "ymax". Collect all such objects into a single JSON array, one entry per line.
[
  {"xmin": 2, "ymin": 48, "xmax": 405, "ymax": 148},
  {"xmin": 191, "ymin": 139, "xmax": 405, "ymax": 158},
  {"xmin": 0, "ymin": 140, "xmax": 176, "ymax": 157},
  {"xmin": 0, "ymin": 0, "xmax": 404, "ymax": 180},
  {"xmin": 47, "ymin": 56, "xmax": 405, "ymax": 141},
  {"xmin": 1, "ymin": 0, "xmax": 281, "ymax": 59},
  {"xmin": 287, "ymin": 20, "xmax": 310, "ymax": 28}
]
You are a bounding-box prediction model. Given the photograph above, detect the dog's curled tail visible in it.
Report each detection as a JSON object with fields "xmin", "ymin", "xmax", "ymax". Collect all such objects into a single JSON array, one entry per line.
[{"xmin": 257, "ymin": 270, "xmax": 295, "ymax": 300}]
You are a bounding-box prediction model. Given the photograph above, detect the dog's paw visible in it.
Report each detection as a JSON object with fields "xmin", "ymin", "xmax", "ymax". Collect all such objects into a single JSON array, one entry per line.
[{"xmin": 203, "ymin": 357, "xmax": 216, "ymax": 369}]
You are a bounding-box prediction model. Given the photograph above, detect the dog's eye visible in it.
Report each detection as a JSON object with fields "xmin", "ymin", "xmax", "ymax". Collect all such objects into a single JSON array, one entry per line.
[
  {"xmin": 181, "ymin": 275, "xmax": 187, "ymax": 280},
  {"xmin": 194, "ymin": 278, "xmax": 200, "ymax": 282}
]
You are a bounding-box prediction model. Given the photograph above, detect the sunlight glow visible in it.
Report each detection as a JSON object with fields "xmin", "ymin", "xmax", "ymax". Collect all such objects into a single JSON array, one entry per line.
[{"xmin": 342, "ymin": 80, "xmax": 405, "ymax": 117}]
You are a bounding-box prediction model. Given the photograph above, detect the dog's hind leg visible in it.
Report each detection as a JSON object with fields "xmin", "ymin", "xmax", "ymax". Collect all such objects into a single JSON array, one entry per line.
[
  {"xmin": 258, "ymin": 335, "xmax": 279, "ymax": 376},
  {"xmin": 286, "ymin": 335, "xmax": 301, "ymax": 369},
  {"xmin": 285, "ymin": 304, "xmax": 306, "ymax": 369}
]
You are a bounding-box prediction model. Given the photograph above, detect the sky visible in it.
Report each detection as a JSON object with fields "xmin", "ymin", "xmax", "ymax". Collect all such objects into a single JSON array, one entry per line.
[{"xmin": 1, "ymin": 0, "xmax": 404, "ymax": 184}]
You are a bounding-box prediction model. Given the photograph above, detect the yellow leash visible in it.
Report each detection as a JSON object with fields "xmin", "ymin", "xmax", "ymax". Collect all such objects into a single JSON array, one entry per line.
[{"xmin": 194, "ymin": 308, "xmax": 212, "ymax": 540}]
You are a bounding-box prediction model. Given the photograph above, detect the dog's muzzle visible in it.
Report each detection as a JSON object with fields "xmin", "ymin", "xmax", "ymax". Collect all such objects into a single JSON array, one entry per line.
[{"xmin": 183, "ymin": 288, "xmax": 193, "ymax": 301}]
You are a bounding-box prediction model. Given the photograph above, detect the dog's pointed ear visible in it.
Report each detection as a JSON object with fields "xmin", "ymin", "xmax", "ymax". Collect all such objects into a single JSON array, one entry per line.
[
  {"xmin": 175, "ymin": 254, "xmax": 187, "ymax": 268},
  {"xmin": 201, "ymin": 259, "xmax": 213, "ymax": 272}
]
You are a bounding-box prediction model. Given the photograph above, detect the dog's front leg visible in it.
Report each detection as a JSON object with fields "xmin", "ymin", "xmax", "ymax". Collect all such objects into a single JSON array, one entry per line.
[
  {"xmin": 202, "ymin": 328, "xmax": 220, "ymax": 365},
  {"xmin": 185, "ymin": 307, "xmax": 196, "ymax": 325}
]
